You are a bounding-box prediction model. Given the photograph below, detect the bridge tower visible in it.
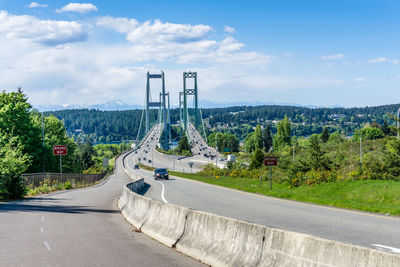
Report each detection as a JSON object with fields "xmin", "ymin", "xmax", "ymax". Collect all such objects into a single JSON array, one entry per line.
[
  {"xmin": 145, "ymin": 71, "xmax": 169, "ymax": 150},
  {"xmin": 183, "ymin": 71, "xmax": 199, "ymax": 134}
]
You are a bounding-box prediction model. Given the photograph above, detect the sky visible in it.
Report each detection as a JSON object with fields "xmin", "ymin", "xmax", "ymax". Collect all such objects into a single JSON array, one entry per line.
[{"xmin": 0, "ymin": 0, "xmax": 400, "ymax": 108}]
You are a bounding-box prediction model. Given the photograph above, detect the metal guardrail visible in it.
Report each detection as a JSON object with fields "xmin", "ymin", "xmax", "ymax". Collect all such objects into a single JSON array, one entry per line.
[{"xmin": 22, "ymin": 172, "xmax": 107, "ymax": 187}]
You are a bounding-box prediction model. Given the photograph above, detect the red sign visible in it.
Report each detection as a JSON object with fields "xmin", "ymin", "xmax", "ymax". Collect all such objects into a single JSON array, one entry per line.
[
  {"xmin": 264, "ymin": 156, "xmax": 278, "ymax": 166},
  {"xmin": 53, "ymin": 145, "xmax": 67, "ymax": 156}
]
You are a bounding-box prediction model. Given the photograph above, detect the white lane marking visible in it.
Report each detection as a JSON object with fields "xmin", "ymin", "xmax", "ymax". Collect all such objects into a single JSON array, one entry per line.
[
  {"xmin": 372, "ymin": 244, "xmax": 400, "ymax": 254},
  {"xmin": 43, "ymin": 241, "xmax": 51, "ymax": 251},
  {"xmin": 41, "ymin": 216, "xmax": 45, "ymax": 221},
  {"xmin": 155, "ymin": 180, "xmax": 168, "ymax": 203},
  {"xmin": 40, "ymin": 227, "xmax": 44, "ymax": 234}
]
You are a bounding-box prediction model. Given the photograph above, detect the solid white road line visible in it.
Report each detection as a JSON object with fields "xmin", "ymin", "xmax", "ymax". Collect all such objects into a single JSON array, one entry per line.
[
  {"xmin": 155, "ymin": 180, "xmax": 168, "ymax": 203},
  {"xmin": 43, "ymin": 241, "xmax": 51, "ymax": 251},
  {"xmin": 40, "ymin": 227, "xmax": 44, "ymax": 234},
  {"xmin": 372, "ymin": 244, "xmax": 400, "ymax": 254}
]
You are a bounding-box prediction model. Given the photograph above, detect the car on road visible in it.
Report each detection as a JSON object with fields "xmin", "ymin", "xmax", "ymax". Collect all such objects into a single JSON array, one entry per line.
[
  {"xmin": 148, "ymin": 159, "xmax": 152, "ymax": 163},
  {"xmin": 143, "ymin": 157, "xmax": 146, "ymax": 161},
  {"xmin": 153, "ymin": 168, "xmax": 169, "ymax": 180},
  {"xmin": 134, "ymin": 164, "xmax": 139, "ymax": 169}
]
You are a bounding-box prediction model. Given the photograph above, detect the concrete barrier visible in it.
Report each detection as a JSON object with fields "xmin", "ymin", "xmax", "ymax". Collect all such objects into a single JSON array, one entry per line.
[
  {"xmin": 120, "ymin": 189, "xmax": 151, "ymax": 229},
  {"xmin": 175, "ymin": 210, "xmax": 265, "ymax": 267},
  {"xmin": 141, "ymin": 200, "xmax": 189, "ymax": 247},
  {"xmin": 260, "ymin": 227, "xmax": 400, "ymax": 267}
]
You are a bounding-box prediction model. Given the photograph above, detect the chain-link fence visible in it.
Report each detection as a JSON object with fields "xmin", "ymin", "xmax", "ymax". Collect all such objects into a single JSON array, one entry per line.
[{"xmin": 22, "ymin": 172, "xmax": 107, "ymax": 188}]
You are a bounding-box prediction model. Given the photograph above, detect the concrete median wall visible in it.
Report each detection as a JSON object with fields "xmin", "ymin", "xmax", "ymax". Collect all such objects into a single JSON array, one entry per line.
[
  {"xmin": 141, "ymin": 200, "xmax": 189, "ymax": 247},
  {"xmin": 175, "ymin": 209, "xmax": 265, "ymax": 267}
]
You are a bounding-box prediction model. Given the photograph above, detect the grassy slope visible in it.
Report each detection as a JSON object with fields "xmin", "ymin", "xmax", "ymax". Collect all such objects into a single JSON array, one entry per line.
[{"xmin": 170, "ymin": 171, "xmax": 400, "ymax": 216}]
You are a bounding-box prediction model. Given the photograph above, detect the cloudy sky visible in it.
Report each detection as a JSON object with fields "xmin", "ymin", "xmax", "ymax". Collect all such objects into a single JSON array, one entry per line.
[{"xmin": 0, "ymin": 0, "xmax": 399, "ymax": 108}]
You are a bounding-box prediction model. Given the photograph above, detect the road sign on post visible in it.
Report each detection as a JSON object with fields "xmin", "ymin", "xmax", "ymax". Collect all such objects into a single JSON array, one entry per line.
[
  {"xmin": 53, "ymin": 145, "xmax": 67, "ymax": 155},
  {"xmin": 264, "ymin": 156, "xmax": 278, "ymax": 190},
  {"xmin": 264, "ymin": 156, "xmax": 277, "ymax": 166},
  {"xmin": 53, "ymin": 145, "xmax": 67, "ymax": 175}
]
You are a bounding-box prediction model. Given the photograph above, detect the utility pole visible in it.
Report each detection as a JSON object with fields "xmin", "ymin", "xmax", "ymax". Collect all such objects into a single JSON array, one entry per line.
[
  {"xmin": 292, "ymin": 139, "xmax": 295, "ymax": 162},
  {"xmin": 42, "ymin": 112, "xmax": 45, "ymax": 173},
  {"xmin": 397, "ymin": 107, "xmax": 400, "ymax": 139},
  {"xmin": 360, "ymin": 136, "xmax": 362, "ymax": 164}
]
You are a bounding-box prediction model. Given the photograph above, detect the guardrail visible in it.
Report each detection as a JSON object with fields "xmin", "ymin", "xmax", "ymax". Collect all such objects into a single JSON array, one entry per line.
[{"xmin": 22, "ymin": 172, "xmax": 107, "ymax": 187}]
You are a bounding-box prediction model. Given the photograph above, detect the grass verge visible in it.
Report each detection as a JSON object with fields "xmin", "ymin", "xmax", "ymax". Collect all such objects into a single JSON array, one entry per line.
[{"xmin": 169, "ymin": 171, "xmax": 400, "ymax": 216}]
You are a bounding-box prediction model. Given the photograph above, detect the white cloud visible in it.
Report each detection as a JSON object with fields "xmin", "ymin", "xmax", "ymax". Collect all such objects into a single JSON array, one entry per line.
[
  {"xmin": 57, "ymin": 3, "xmax": 98, "ymax": 13},
  {"xmin": 29, "ymin": 2, "xmax": 48, "ymax": 8},
  {"xmin": 96, "ymin": 16, "xmax": 138, "ymax": 33},
  {"xmin": 284, "ymin": 52, "xmax": 292, "ymax": 56},
  {"xmin": 368, "ymin": 57, "xmax": 399, "ymax": 64},
  {"xmin": 369, "ymin": 57, "xmax": 387, "ymax": 63},
  {"xmin": 354, "ymin": 77, "xmax": 365, "ymax": 82},
  {"xmin": 224, "ymin": 25, "xmax": 235, "ymax": 33},
  {"xmin": 0, "ymin": 11, "xmax": 88, "ymax": 46},
  {"xmin": 321, "ymin": 54, "xmax": 344, "ymax": 60}
]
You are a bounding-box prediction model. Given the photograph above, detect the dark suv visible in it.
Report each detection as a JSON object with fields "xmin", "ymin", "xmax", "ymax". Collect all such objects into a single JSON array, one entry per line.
[{"xmin": 153, "ymin": 168, "xmax": 169, "ymax": 180}]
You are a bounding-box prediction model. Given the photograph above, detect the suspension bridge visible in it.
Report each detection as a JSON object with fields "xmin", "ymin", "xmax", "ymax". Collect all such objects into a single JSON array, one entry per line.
[{"xmin": 135, "ymin": 71, "xmax": 208, "ymax": 151}]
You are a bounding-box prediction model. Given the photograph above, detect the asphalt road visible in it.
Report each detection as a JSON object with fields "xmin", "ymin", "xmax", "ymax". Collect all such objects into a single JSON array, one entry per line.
[
  {"xmin": 126, "ymin": 125, "xmax": 400, "ymax": 255},
  {"xmin": 0, "ymin": 156, "xmax": 204, "ymax": 267}
]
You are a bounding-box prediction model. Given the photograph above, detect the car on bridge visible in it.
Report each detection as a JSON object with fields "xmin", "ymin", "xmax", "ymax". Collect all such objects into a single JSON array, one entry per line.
[
  {"xmin": 134, "ymin": 164, "xmax": 139, "ymax": 169},
  {"xmin": 153, "ymin": 168, "xmax": 169, "ymax": 180}
]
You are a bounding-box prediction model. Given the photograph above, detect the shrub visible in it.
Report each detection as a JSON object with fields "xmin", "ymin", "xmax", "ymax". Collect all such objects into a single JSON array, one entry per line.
[{"xmin": 64, "ymin": 181, "xmax": 72, "ymax": 190}]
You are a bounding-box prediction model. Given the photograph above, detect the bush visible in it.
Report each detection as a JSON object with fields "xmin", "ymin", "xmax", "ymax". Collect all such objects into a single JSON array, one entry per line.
[{"xmin": 64, "ymin": 181, "xmax": 72, "ymax": 190}]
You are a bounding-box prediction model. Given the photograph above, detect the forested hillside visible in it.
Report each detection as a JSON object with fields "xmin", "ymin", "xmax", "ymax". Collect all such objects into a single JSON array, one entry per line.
[{"xmin": 47, "ymin": 103, "xmax": 400, "ymax": 143}]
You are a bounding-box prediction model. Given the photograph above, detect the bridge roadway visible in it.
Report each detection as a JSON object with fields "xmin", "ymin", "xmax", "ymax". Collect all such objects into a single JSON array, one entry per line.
[
  {"xmin": 127, "ymin": 125, "xmax": 400, "ymax": 255},
  {"xmin": 0, "ymin": 155, "xmax": 204, "ymax": 266}
]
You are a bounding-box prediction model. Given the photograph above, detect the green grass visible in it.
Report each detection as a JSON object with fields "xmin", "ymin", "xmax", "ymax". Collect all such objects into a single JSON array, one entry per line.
[{"xmin": 169, "ymin": 171, "xmax": 400, "ymax": 216}]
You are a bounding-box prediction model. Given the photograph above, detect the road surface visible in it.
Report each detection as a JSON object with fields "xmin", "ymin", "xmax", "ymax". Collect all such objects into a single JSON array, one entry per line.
[{"xmin": 0, "ymin": 156, "xmax": 204, "ymax": 267}]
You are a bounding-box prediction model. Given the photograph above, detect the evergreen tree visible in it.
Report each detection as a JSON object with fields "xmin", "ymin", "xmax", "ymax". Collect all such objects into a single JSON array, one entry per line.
[
  {"xmin": 254, "ymin": 124, "xmax": 263, "ymax": 150},
  {"xmin": 321, "ymin": 127, "xmax": 330, "ymax": 143},
  {"xmin": 249, "ymin": 148, "xmax": 265, "ymax": 169},
  {"xmin": 309, "ymin": 135, "xmax": 331, "ymax": 171},
  {"xmin": 263, "ymin": 124, "xmax": 273, "ymax": 152},
  {"xmin": 79, "ymin": 140, "xmax": 95, "ymax": 171},
  {"xmin": 177, "ymin": 134, "xmax": 191, "ymax": 154}
]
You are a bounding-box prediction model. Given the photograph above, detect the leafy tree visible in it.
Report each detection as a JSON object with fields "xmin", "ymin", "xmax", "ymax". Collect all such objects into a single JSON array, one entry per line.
[
  {"xmin": 207, "ymin": 132, "xmax": 239, "ymax": 153},
  {"xmin": 249, "ymin": 148, "xmax": 265, "ymax": 169},
  {"xmin": 244, "ymin": 132, "xmax": 256, "ymax": 153},
  {"xmin": 353, "ymin": 127, "xmax": 384, "ymax": 141},
  {"xmin": 0, "ymin": 133, "xmax": 29, "ymax": 199},
  {"xmin": 263, "ymin": 124, "xmax": 273, "ymax": 152},
  {"xmin": 273, "ymin": 115, "xmax": 291, "ymax": 150},
  {"xmin": 0, "ymin": 90, "xmax": 42, "ymax": 173},
  {"xmin": 321, "ymin": 127, "xmax": 329, "ymax": 143}
]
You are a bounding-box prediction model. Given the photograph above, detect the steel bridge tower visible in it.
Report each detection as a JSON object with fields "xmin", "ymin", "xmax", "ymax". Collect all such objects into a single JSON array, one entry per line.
[
  {"xmin": 183, "ymin": 71, "xmax": 199, "ymax": 134},
  {"xmin": 145, "ymin": 71, "xmax": 169, "ymax": 150}
]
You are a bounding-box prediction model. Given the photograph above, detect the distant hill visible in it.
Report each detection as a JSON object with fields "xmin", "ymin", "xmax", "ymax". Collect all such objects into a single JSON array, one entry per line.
[{"xmin": 46, "ymin": 103, "xmax": 400, "ymax": 143}]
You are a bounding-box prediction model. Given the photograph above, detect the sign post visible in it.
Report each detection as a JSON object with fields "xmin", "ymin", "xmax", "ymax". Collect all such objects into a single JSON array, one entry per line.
[
  {"xmin": 53, "ymin": 145, "xmax": 67, "ymax": 174},
  {"xmin": 264, "ymin": 156, "xmax": 278, "ymax": 190}
]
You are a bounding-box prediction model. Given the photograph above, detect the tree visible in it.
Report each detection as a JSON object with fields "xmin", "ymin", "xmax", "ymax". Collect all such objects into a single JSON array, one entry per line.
[
  {"xmin": 78, "ymin": 140, "xmax": 95, "ymax": 171},
  {"xmin": 0, "ymin": 90, "xmax": 42, "ymax": 173},
  {"xmin": 254, "ymin": 124, "xmax": 263, "ymax": 150},
  {"xmin": 309, "ymin": 134, "xmax": 331, "ymax": 171},
  {"xmin": 249, "ymin": 148, "xmax": 265, "ymax": 169},
  {"xmin": 244, "ymin": 132, "xmax": 256, "ymax": 153},
  {"xmin": 263, "ymin": 124, "xmax": 273, "ymax": 152},
  {"xmin": 177, "ymin": 134, "xmax": 191, "ymax": 154},
  {"xmin": 273, "ymin": 115, "xmax": 291, "ymax": 150},
  {"xmin": 353, "ymin": 127, "xmax": 384, "ymax": 141},
  {"xmin": 0, "ymin": 133, "xmax": 29, "ymax": 199},
  {"xmin": 321, "ymin": 127, "xmax": 329, "ymax": 143}
]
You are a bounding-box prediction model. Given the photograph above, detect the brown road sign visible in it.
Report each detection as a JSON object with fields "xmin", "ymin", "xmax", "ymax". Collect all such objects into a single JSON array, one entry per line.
[
  {"xmin": 264, "ymin": 156, "xmax": 277, "ymax": 166},
  {"xmin": 53, "ymin": 145, "xmax": 67, "ymax": 156}
]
